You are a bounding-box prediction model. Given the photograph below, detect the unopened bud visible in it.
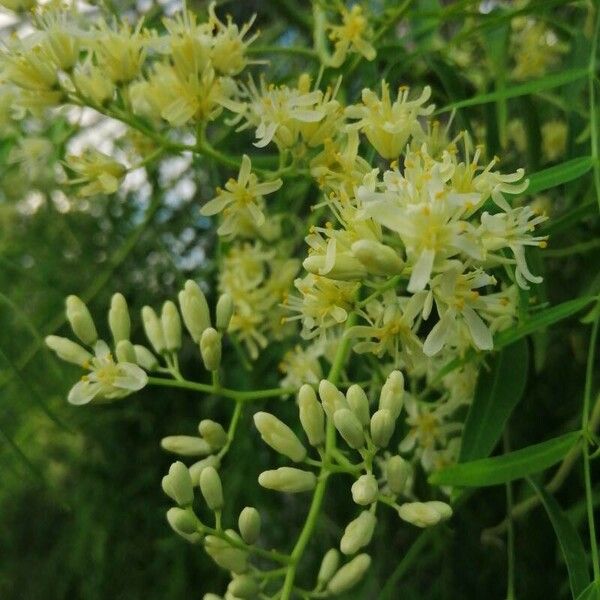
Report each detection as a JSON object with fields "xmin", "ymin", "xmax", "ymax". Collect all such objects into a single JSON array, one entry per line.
[
  {"xmin": 258, "ymin": 467, "xmax": 316, "ymax": 493},
  {"xmin": 66, "ymin": 295, "xmax": 97, "ymax": 345},
  {"xmin": 134, "ymin": 344, "xmax": 158, "ymax": 371},
  {"xmin": 228, "ymin": 575, "xmax": 259, "ymax": 599},
  {"xmin": 161, "ymin": 300, "xmax": 182, "ymax": 351},
  {"xmin": 142, "ymin": 306, "xmax": 166, "ymax": 354},
  {"xmin": 45, "ymin": 335, "xmax": 91, "ymax": 366},
  {"xmin": 386, "ymin": 456, "xmax": 411, "ymax": 495},
  {"xmin": 397, "ymin": 501, "xmax": 452, "ymax": 528},
  {"xmin": 340, "ymin": 511, "xmax": 377, "ymax": 555},
  {"xmin": 327, "ymin": 554, "xmax": 371, "ymax": 595},
  {"xmin": 199, "ymin": 466, "xmax": 223, "ymax": 511},
  {"xmin": 298, "ymin": 384, "xmax": 325, "ymax": 446},
  {"xmin": 351, "ymin": 239, "xmax": 404, "ymax": 276},
  {"xmin": 253, "ymin": 412, "xmax": 306, "ymax": 462},
  {"xmin": 116, "ymin": 339, "xmax": 136, "ymax": 363},
  {"xmin": 161, "ymin": 461, "xmax": 193, "ymax": 506},
  {"xmin": 333, "ymin": 408, "xmax": 365, "ymax": 450},
  {"xmin": 379, "ymin": 370, "xmax": 404, "ymax": 419},
  {"xmin": 238, "ymin": 506, "xmax": 261, "ymax": 545},
  {"xmin": 199, "ymin": 419, "xmax": 228, "ymax": 449},
  {"xmin": 204, "ymin": 531, "xmax": 248, "ymax": 573},
  {"xmin": 166, "ymin": 507, "xmax": 202, "ymax": 543},
  {"xmin": 319, "ymin": 379, "xmax": 347, "ymax": 419},
  {"xmin": 346, "ymin": 385, "xmax": 370, "ymax": 426},
  {"xmin": 351, "ymin": 474, "xmax": 378, "ymax": 506},
  {"xmin": 370, "ymin": 409, "xmax": 395, "ymax": 448},
  {"xmin": 216, "ymin": 293, "xmax": 234, "ymax": 331},
  {"xmin": 200, "ymin": 327, "xmax": 221, "ymax": 371},
  {"xmin": 189, "ymin": 455, "xmax": 221, "ymax": 486},
  {"xmin": 303, "ymin": 254, "xmax": 367, "ymax": 281},
  {"xmin": 317, "ymin": 549, "xmax": 340, "ymax": 586},
  {"xmin": 161, "ymin": 435, "xmax": 212, "ymax": 457},
  {"xmin": 179, "ymin": 280, "xmax": 211, "ymax": 342},
  {"xmin": 108, "ymin": 292, "xmax": 130, "ymax": 343}
]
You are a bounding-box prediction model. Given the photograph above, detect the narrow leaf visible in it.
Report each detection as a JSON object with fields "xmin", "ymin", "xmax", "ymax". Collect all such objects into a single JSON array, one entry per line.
[
  {"xmin": 526, "ymin": 157, "xmax": 595, "ymax": 196},
  {"xmin": 576, "ymin": 582, "xmax": 600, "ymax": 600}
]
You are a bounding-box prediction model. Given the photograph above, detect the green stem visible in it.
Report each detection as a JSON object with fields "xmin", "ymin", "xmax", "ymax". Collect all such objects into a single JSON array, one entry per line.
[
  {"xmin": 589, "ymin": 4, "xmax": 600, "ymax": 212},
  {"xmin": 544, "ymin": 238, "xmax": 600, "ymax": 258}
]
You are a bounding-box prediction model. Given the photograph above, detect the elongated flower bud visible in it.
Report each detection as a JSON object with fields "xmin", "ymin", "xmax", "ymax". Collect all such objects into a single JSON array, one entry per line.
[
  {"xmin": 253, "ymin": 412, "xmax": 306, "ymax": 462},
  {"xmin": 142, "ymin": 306, "xmax": 166, "ymax": 354},
  {"xmin": 319, "ymin": 379, "xmax": 347, "ymax": 419},
  {"xmin": 216, "ymin": 293, "xmax": 234, "ymax": 331},
  {"xmin": 161, "ymin": 300, "xmax": 182, "ymax": 351},
  {"xmin": 199, "ymin": 466, "xmax": 223, "ymax": 511},
  {"xmin": 327, "ymin": 554, "xmax": 371, "ymax": 595},
  {"xmin": 45, "ymin": 335, "xmax": 92, "ymax": 366},
  {"xmin": 178, "ymin": 280, "xmax": 210, "ymax": 342},
  {"xmin": 298, "ymin": 384, "xmax": 325, "ymax": 446},
  {"xmin": 161, "ymin": 461, "xmax": 193, "ymax": 506},
  {"xmin": 340, "ymin": 511, "xmax": 377, "ymax": 555},
  {"xmin": 351, "ymin": 474, "xmax": 378, "ymax": 506},
  {"xmin": 379, "ymin": 370, "xmax": 404, "ymax": 419},
  {"xmin": 386, "ymin": 455, "xmax": 411, "ymax": 495},
  {"xmin": 397, "ymin": 501, "xmax": 453, "ymax": 528},
  {"xmin": 161, "ymin": 435, "xmax": 212, "ymax": 457},
  {"xmin": 351, "ymin": 239, "xmax": 404, "ymax": 276},
  {"xmin": 370, "ymin": 409, "xmax": 395, "ymax": 448},
  {"xmin": 134, "ymin": 344, "xmax": 158, "ymax": 371},
  {"xmin": 258, "ymin": 467, "xmax": 316, "ymax": 493},
  {"xmin": 200, "ymin": 327, "xmax": 221, "ymax": 371},
  {"xmin": 303, "ymin": 254, "xmax": 367, "ymax": 281},
  {"xmin": 66, "ymin": 295, "xmax": 97, "ymax": 345},
  {"xmin": 317, "ymin": 549, "xmax": 340, "ymax": 586},
  {"xmin": 238, "ymin": 507, "xmax": 261, "ymax": 545},
  {"xmin": 166, "ymin": 508, "xmax": 202, "ymax": 543},
  {"xmin": 346, "ymin": 385, "xmax": 370, "ymax": 426},
  {"xmin": 204, "ymin": 531, "xmax": 248, "ymax": 573},
  {"xmin": 115, "ymin": 339, "xmax": 136, "ymax": 363},
  {"xmin": 333, "ymin": 408, "xmax": 365, "ymax": 450},
  {"xmin": 108, "ymin": 292, "xmax": 130, "ymax": 343},
  {"xmin": 198, "ymin": 420, "xmax": 228, "ymax": 449},
  {"xmin": 228, "ymin": 575, "xmax": 259, "ymax": 599},
  {"xmin": 189, "ymin": 455, "xmax": 221, "ymax": 486}
]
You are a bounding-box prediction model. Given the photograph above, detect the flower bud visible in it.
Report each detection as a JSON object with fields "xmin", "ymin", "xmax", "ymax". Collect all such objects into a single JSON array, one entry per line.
[
  {"xmin": 199, "ymin": 419, "xmax": 228, "ymax": 449},
  {"xmin": 203, "ymin": 594, "xmax": 222, "ymax": 600},
  {"xmin": 327, "ymin": 554, "xmax": 371, "ymax": 595},
  {"xmin": 318, "ymin": 379, "xmax": 346, "ymax": 419},
  {"xmin": 108, "ymin": 292, "xmax": 130, "ymax": 343},
  {"xmin": 189, "ymin": 455, "xmax": 221, "ymax": 486},
  {"xmin": 397, "ymin": 501, "xmax": 452, "ymax": 528},
  {"xmin": 317, "ymin": 549, "xmax": 340, "ymax": 586},
  {"xmin": 133, "ymin": 344, "xmax": 158, "ymax": 371},
  {"xmin": 379, "ymin": 370, "xmax": 404, "ymax": 419},
  {"xmin": 161, "ymin": 461, "xmax": 194, "ymax": 506},
  {"xmin": 351, "ymin": 474, "xmax": 378, "ymax": 506},
  {"xmin": 386, "ymin": 455, "xmax": 411, "ymax": 495},
  {"xmin": 166, "ymin": 507, "xmax": 202, "ymax": 543},
  {"xmin": 200, "ymin": 466, "xmax": 223, "ymax": 511},
  {"xmin": 66, "ymin": 295, "xmax": 97, "ymax": 345},
  {"xmin": 351, "ymin": 239, "xmax": 404, "ymax": 276},
  {"xmin": 161, "ymin": 435, "xmax": 212, "ymax": 457},
  {"xmin": 370, "ymin": 409, "xmax": 395, "ymax": 448},
  {"xmin": 333, "ymin": 408, "xmax": 365, "ymax": 450},
  {"xmin": 161, "ymin": 300, "xmax": 182, "ymax": 352},
  {"xmin": 253, "ymin": 412, "xmax": 306, "ymax": 462},
  {"xmin": 142, "ymin": 306, "xmax": 166, "ymax": 354},
  {"xmin": 200, "ymin": 327, "xmax": 221, "ymax": 371},
  {"xmin": 303, "ymin": 254, "xmax": 367, "ymax": 281},
  {"xmin": 216, "ymin": 293, "xmax": 234, "ymax": 331},
  {"xmin": 115, "ymin": 339, "xmax": 136, "ymax": 364},
  {"xmin": 298, "ymin": 384, "xmax": 325, "ymax": 446},
  {"xmin": 228, "ymin": 575, "xmax": 259, "ymax": 599},
  {"xmin": 340, "ymin": 511, "xmax": 377, "ymax": 555},
  {"xmin": 204, "ymin": 531, "xmax": 248, "ymax": 573},
  {"xmin": 346, "ymin": 385, "xmax": 370, "ymax": 426},
  {"xmin": 45, "ymin": 335, "xmax": 92, "ymax": 366},
  {"xmin": 258, "ymin": 467, "xmax": 316, "ymax": 493},
  {"xmin": 179, "ymin": 280, "xmax": 211, "ymax": 342},
  {"xmin": 238, "ymin": 506, "xmax": 261, "ymax": 545}
]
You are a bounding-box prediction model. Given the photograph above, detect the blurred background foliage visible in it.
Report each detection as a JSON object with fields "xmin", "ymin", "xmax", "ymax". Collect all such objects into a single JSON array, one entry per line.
[{"xmin": 0, "ymin": 0, "xmax": 599, "ymax": 598}]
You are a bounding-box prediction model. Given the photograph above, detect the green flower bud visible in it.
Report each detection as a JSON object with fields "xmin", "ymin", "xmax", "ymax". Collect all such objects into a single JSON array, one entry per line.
[
  {"xmin": 351, "ymin": 474, "xmax": 378, "ymax": 506},
  {"xmin": 179, "ymin": 280, "xmax": 211, "ymax": 342},
  {"xmin": 204, "ymin": 531, "xmax": 248, "ymax": 574},
  {"xmin": 333, "ymin": 408, "xmax": 365, "ymax": 450},
  {"xmin": 379, "ymin": 370, "xmax": 404, "ymax": 419},
  {"xmin": 142, "ymin": 306, "xmax": 166, "ymax": 354},
  {"xmin": 200, "ymin": 327, "xmax": 221, "ymax": 371},
  {"xmin": 161, "ymin": 300, "xmax": 182, "ymax": 352},
  {"xmin": 303, "ymin": 254, "xmax": 367, "ymax": 281},
  {"xmin": 386, "ymin": 455, "xmax": 412, "ymax": 495},
  {"xmin": 253, "ymin": 412, "xmax": 306, "ymax": 462},
  {"xmin": 319, "ymin": 379, "xmax": 346, "ymax": 419},
  {"xmin": 133, "ymin": 344, "xmax": 158, "ymax": 371},
  {"xmin": 317, "ymin": 549, "xmax": 340, "ymax": 586},
  {"xmin": 166, "ymin": 507, "xmax": 202, "ymax": 543},
  {"xmin": 370, "ymin": 409, "xmax": 395, "ymax": 448},
  {"xmin": 238, "ymin": 506, "xmax": 261, "ymax": 545},
  {"xmin": 200, "ymin": 466, "xmax": 223, "ymax": 511},
  {"xmin": 108, "ymin": 292, "xmax": 130, "ymax": 343},
  {"xmin": 227, "ymin": 575, "xmax": 259, "ymax": 599},
  {"xmin": 351, "ymin": 239, "xmax": 404, "ymax": 276},
  {"xmin": 189, "ymin": 455, "xmax": 221, "ymax": 486},
  {"xmin": 216, "ymin": 293, "xmax": 234, "ymax": 331},
  {"xmin": 115, "ymin": 339, "xmax": 136, "ymax": 363},
  {"xmin": 298, "ymin": 384, "xmax": 325, "ymax": 447},
  {"xmin": 397, "ymin": 501, "xmax": 452, "ymax": 528},
  {"xmin": 258, "ymin": 467, "xmax": 316, "ymax": 493},
  {"xmin": 346, "ymin": 384, "xmax": 370, "ymax": 426},
  {"xmin": 198, "ymin": 419, "xmax": 228, "ymax": 449},
  {"xmin": 327, "ymin": 554, "xmax": 371, "ymax": 595},
  {"xmin": 161, "ymin": 461, "xmax": 193, "ymax": 506},
  {"xmin": 66, "ymin": 295, "xmax": 97, "ymax": 345},
  {"xmin": 45, "ymin": 335, "xmax": 92, "ymax": 366},
  {"xmin": 161, "ymin": 435, "xmax": 212, "ymax": 457},
  {"xmin": 340, "ymin": 511, "xmax": 377, "ymax": 555}
]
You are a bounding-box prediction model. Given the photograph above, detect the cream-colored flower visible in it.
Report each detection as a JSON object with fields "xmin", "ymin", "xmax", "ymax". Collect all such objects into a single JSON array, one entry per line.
[
  {"xmin": 541, "ymin": 120, "xmax": 568, "ymax": 162},
  {"xmin": 65, "ymin": 150, "xmax": 126, "ymax": 197},
  {"xmin": 327, "ymin": 5, "xmax": 376, "ymax": 67}
]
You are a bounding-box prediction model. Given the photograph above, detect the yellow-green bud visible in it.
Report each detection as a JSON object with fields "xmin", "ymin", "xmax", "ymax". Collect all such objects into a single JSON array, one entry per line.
[
  {"xmin": 340, "ymin": 511, "xmax": 377, "ymax": 555},
  {"xmin": 189, "ymin": 455, "xmax": 221, "ymax": 486},
  {"xmin": 379, "ymin": 370, "xmax": 404, "ymax": 419},
  {"xmin": 161, "ymin": 435, "xmax": 212, "ymax": 457},
  {"xmin": 166, "ymin": 507, "xmax": 202, "ymax": 543},
  {"xmin": 203, "ymin": 595, "xmax": 222, "ymax": 600},
  {"xmin": 333, "ymin": 409, "xmax": 365, "ymax": 450},
  {"xmin": 161, "ymin": 461, "xmax": 194, "ymax": 506},
  {"xmin": 161, "ymin": 300, "xmax": 182, "ymax": 352},
  {"xmin": 134, "ymin": 344, "xmax": 158, "ymax": 371},
  {"xmin": 370, "ymin": 409, "xmax": 395, "ymax": 448},
  {"xmin": 351, "ymin": 474, "xmax": 378, "ymax": 506},
  {"xmin": 238, "ymin": 507, "xmax": 261, "ymax": 545},
  {"xmin": 228, "ymin": 575, "xmax": 259, "ymax": 599},
  {"xmin": 178, "ymin": 280, "xmax": 211, "ymax": 342},
  {"xmin": 303, "ymin": 254, "xmax": 367, "ymax": 281},
  {"xmin": 204, "ymin": 531, "xmax": 248, "ymax": 574},
  {"xmin": 45, "ymin": 335, "xmax": 92, "ymax": 366},
  {"xmin": 216, "ymin": 293, "xmax": 234, "ymax": 331},
  {"xmin": 346, "ymin": 385, "xmax": 370, "ymax": 426},
  {"xmin": 351, "ymin": 239, "xmax": 404, "ymax": 276},
  {"xmin": 397, "ymin": 501, "xmax": 452, "ymax": 528},
  {"xmin": 318, "ymin": 379, "xmax": 347, "ymax": 418},
  {"xmin": 198, "ymin": 419, "xmax": 228, "ymax": 449},
  {"xmin": 199, "ymin": 466, "xmax": 223, "ymax": 511},
  {"xmin": 386, "ymin": 456, "xmax": 411, "ymax": 495},
  {"xmin": 317, "ymin": 549, "xmax": 341, "ymax": 586},
  {"xmin": 253, "ymin": 412, "xmax": 306, "ymax": 462},
  {"xmin": 116, "ymin": 339, "xmax": 136, "ymax": 363},
  {"xmin": 142, "ymin": 306, "xmax": 166, "ymax": 354},
  {"xmin": 200, "ymin": 327, "xmax": 221, "ymax": 371},
  {"xmin": 298, "ymin": 384, "xmax": 325, "ymax": 447},
  {"xmin": 327, "ymin": 554, "xmax": 371, "ymax": 595},
  {"xmin": 66, "ymin": 295, "xmax": 97, "ymax": 345},
  {"xmin": 108, "ymin": 292, "xmax": 130, "ymax": 343},
  {"xmin": 258, "ymin": 467, "xmax": 316, "ymax": 493}
]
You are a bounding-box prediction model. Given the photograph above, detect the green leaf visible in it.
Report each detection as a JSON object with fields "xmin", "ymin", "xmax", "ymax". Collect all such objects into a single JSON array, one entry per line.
[
  {"xmin": 430, "ymin": 431, "xmax": 580, "ymax": 487},
  {"xmin": 576, "ymin": 582, "xmax": 600, "ymax": 600},
  {"xmin": 528, "ymin": 479, "xmax": 590, "ymax": 598},
  {"xmin": 460, "ymin": 339, "xmax": 529, "ymax": 462},
  {"xmin": 526, "ymin": 157, "xmax": 595, "ymax": 196}
]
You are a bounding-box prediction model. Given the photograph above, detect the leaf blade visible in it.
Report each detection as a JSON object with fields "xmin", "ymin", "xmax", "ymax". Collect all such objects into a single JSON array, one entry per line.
[{"xmin": 526, "ymin": 157, "xmax": 595, "ymax": 196}]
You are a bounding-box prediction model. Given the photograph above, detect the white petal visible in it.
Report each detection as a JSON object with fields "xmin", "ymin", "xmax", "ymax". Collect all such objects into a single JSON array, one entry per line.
[
  {"xmin": 423, "ymin": 310, "xmax": 454, "ymax": 356},
  {"xmin": 68, "ymin": 380, "xmax": 101, "ymax": 405},
  {"xmin": 114, "ymin": 362, "xmax": 148, "ymax": 391},
  {"xmin": 408, "ymin": 248, "xmax": 435, "ymax": 293},
  {"xmin": 462, "ymin": 307, "xmax": 493, "ymax": 350}
]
